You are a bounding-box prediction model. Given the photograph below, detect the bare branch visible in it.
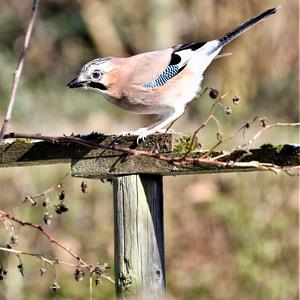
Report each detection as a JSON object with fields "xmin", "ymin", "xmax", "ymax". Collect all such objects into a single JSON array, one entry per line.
[
  {"xmin": 0, "ymin": 210, "xmax": 113, "ymax": 286},
  {"xmin": 89, "ymin": 274, "xmax": 93, "ymax": 300},
  {"xmin": 242, "ymin": 122, "xmax": 300, "ymax": 148},
  {"xmin": 101, "ymin": 274, "xmax": 115, "ymax": 284},
  {"xmin": 0, "ymin": 210, "xmax": 91, "ymax": 270},
  {"xmin": 17, "ymin": 171, "xmax": 70, "ymax": 208},
  {"xmin": 185, "ymin": 90, "xmax": 236, "ymax": 156},
  {"xmin": 0, "ymin": 246, "xmax": 78, "ymax": 268},
  {"xmin": 211, "ymin": 122, "xmax": 300, "ymax": 161},
  {"xmin": 0, "ymin": 0, "xmax": 40, "ymax": 141}
]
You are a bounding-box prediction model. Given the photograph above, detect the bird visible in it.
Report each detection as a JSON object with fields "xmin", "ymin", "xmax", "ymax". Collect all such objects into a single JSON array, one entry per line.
[{"xmin": 67, "ymin": 7, "xmax": 279, "ymax": 142}]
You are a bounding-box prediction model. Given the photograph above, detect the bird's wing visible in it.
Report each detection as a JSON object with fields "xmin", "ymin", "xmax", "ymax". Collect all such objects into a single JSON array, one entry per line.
[{"xmin": 143, "ymin": 42, "xmax": 216, "ymax": 89}]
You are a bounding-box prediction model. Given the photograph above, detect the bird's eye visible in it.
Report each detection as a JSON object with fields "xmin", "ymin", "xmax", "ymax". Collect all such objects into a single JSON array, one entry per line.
[{"xmin": 92, "ymin": 71, "xmax": 101, "ymax": 79}]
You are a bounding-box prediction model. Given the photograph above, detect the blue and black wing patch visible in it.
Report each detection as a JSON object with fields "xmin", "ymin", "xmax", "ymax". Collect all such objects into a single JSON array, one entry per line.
[
  {"xmin": 143, "ymin": 64, "xmax": 184, "ymax": 89},
  {"xmin": 143, "ymin": 42, "xmax": 206, "ymax": 89}
]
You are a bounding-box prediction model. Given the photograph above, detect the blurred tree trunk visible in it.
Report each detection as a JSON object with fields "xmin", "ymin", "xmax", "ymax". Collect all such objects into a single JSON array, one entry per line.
[
  {"xmin": 149, "ymin": 0, "xmax": 179, "ymax": 49},
  {"xmin": 81, "ymin": 0, "xmax": 126, "ymax": 56}
]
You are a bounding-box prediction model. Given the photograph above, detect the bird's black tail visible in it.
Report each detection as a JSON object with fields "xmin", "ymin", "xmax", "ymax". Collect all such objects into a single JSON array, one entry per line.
[{"xmin": 219, "ymin": 7, "xmax": 279, "ymax": 47}]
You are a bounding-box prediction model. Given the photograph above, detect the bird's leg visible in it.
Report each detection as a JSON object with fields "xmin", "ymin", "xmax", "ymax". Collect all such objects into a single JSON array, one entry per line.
[
  {"xmin": 118, "ymin": 127, "xmax": 146, "ymax": 137},
  {"xmin": 118, "ymin": 113, "xmax": 176, "ymax": 137},
  {"xmin": 134, "ymin": 108, "xmax": 185, "ymax": 142}
]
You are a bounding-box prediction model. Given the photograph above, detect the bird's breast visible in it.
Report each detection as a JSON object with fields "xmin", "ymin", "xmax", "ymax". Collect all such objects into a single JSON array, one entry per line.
[{"xmin": 101, "ymin": 56, "xmax": 204, "ymax": 114}]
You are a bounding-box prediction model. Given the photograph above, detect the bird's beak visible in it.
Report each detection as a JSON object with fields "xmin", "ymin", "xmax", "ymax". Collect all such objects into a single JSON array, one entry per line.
[{"xmin": 67, "ymin": 76, "xmax": 87, "ymax": 88}]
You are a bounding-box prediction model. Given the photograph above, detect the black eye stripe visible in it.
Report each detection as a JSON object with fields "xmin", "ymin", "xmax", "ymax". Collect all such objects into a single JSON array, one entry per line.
[{"xmin": 89, "ymin": 82, "xmax": 107, "ymax": 90}]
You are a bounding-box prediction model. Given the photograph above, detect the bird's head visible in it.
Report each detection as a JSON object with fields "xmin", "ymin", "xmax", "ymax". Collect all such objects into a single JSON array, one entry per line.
[{"xmin": 67, "ymin": 57, "xmax": 114, "ymax": 93}]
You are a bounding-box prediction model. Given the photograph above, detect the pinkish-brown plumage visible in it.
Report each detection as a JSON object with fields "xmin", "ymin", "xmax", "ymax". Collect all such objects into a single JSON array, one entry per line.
[{"xmin": 67, "ymin": 7, "xmax": 278, "ymax": 141}]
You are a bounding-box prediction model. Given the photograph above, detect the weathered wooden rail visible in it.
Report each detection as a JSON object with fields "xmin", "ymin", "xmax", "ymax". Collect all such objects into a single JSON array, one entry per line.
[{"xmin": 0, "ymin": 134, "xmax": 299, "ymax": 299}]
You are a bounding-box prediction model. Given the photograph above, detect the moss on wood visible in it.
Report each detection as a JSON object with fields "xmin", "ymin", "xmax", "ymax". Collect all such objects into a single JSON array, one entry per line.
[{"xmin": 173, "ymin": 133, "xmax": 200, "ymax": 153}]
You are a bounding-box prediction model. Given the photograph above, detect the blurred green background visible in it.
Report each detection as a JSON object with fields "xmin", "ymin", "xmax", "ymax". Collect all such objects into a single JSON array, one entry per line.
[{"xmin": 0, "ymin": 1, "xmax": 299, "ymax": 299}]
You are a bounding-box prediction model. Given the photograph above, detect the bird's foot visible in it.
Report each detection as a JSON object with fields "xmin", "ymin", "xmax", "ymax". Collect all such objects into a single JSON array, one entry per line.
[
  {"xmin": 118, "ymin": 128, "xmax": 178, "ymax": 143},
  {"xmin": 118, "ymin": 127, "xmax": 148, "ymax": 137},
  {"xmin": 135, "ymin": 128, "xmax": 178, "ymax": 143}
]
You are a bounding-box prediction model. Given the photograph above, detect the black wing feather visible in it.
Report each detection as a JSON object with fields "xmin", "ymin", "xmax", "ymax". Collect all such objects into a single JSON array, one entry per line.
[{"xmin": 174, "ymin": 42, "xmax": 206, "ymax": 52}]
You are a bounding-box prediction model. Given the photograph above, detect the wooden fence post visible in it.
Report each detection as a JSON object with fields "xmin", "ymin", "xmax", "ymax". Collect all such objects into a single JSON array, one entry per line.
[{"xmin": 113, "ymin": 174, "xmax": 165, "ymax": 299}]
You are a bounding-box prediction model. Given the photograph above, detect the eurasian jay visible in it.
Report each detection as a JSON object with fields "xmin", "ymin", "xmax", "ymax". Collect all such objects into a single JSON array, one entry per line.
[{"xmin": 67, "ymin": 7, "xmax": 278, "ymax": 141}]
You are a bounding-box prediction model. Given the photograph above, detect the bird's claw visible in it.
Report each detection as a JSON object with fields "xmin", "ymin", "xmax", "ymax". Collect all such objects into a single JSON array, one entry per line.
[{"xmin": 118, "ymin": 128, "xmax": 177, "ymax": 144}]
